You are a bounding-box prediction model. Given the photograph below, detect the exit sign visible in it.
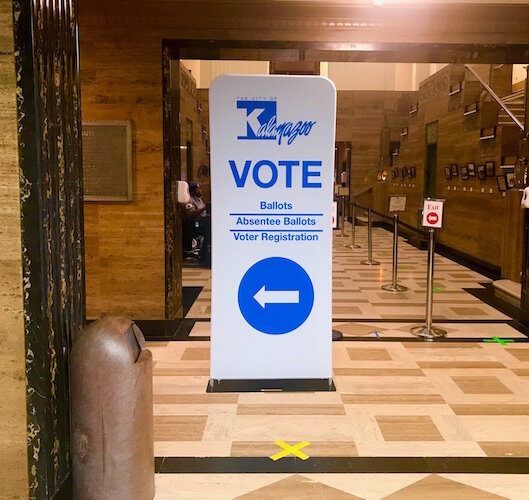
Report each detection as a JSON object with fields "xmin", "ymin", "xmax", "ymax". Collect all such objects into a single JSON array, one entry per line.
[{"xmin": 422, "ymin": 199, "xmax": 444, "ymax": 228}]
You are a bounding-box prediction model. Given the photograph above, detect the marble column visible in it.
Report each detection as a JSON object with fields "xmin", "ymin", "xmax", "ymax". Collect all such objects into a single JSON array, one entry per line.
[
  {"xmin": 13, "ymin": 0, "xmax": 85, "ymax": 497},
  {"xmin": 0, "ymin": 3, "xmax": 29, "ymax": 497}
]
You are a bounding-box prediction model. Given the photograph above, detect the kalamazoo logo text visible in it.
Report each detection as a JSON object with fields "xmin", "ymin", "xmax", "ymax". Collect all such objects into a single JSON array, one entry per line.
[{"xmin": 237, "ymin": 100, "xmax": 316, "ymax": 145}]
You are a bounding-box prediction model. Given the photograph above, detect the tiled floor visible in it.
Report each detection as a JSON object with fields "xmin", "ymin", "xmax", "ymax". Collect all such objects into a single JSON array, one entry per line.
[
  {"xmin": 184, "ymin": 226, "xmax": 509, "ymax": 322},
  {"xmin": 149, "ymin": 341, "xmax": 529, "ymax": 459},
  {"xmin": 153, "ymin": 225, "xmax": 529, "ymax": 499},
  {"xmin": 154, "ymin": 473, "xmax": 529, "ymax": 499}
]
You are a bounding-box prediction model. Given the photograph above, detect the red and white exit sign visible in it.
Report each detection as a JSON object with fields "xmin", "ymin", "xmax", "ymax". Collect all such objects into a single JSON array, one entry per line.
[
  {"xmin": 332, "ymin": 201, "xmax": 338, "ymax": 229},
  {"xmin": 422, "ymin": 199, "xmax": 444, "ymax": 228}
]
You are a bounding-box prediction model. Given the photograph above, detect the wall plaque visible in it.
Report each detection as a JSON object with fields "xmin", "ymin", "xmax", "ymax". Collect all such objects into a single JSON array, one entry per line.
[{"xmin": 82, "ymin": 120, "xmax": 133, "ymax": 201}]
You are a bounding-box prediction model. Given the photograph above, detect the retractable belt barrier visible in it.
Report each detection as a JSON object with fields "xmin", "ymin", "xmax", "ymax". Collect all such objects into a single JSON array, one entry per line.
[
  {"xmin": 410, "ymin": 228, "xmax": 448, "ymax": 340},
  {"xmin": 350, "ymin": 204, "xmax": 449, "ymax": 340},
  {"xmin": 360, "ymin": 208, "xmax": 380, "ymax": 266},
  {"xmin": 345, "ymin": 202, "xmax": 361, "ymax": 249},
  {"xmin": 381, "ymin": 213, "xmax": 408, "ymax": 293}
]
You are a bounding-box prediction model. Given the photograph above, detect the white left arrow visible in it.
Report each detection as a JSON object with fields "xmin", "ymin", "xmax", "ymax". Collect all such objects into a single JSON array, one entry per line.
[
  {"xmin": 246, "ymin": 108, "xmax": 265, "ymax": 135},
  {"xmin": 253, "ymin": 285, "xmax": 300, "ymax": 309}
]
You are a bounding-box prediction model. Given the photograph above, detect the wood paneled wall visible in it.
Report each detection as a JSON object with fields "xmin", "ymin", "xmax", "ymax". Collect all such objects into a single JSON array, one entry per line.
[
  {"xmin": 179, "ymin": 62, "xmax": 211, "ymax": 202},
  {"xmin": 337, "ymin": 90, "xmax": 415, "ymax": 195},
  {"xmin": 0, "ymin": 3, "xmax": 28, "ymax": 497},
  {"xmin": 386, "ymin": 64, "xmax": 513, "ymax": 270},
  {"xmin": 81, "ymin": 28, "xmax": 166, "ymax": 319},
  {"xmin": 197, "ymin": 88, "xmax": 211, "ymax": 202}
]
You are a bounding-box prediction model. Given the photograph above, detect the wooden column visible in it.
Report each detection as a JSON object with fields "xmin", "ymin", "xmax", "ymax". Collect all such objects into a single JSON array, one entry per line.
[
  {"xmin": 502, "ymin": 189, "xmax": 524, "ymax": 282},
  {"xmin": 520, "ymin": 70, "xmax": 529, "ymax": 310}
]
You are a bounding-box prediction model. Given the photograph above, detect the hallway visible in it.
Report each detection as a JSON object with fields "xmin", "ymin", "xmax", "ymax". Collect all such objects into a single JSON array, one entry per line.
[{"xmin": 149, "ymin": 226, "xmax": 529, "ymax": 499}]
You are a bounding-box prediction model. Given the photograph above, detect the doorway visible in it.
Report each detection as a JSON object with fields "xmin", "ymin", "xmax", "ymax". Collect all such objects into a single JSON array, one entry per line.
[{"xmin": 424, "ymin": 120, "xmax": 439, "ymax": 199}]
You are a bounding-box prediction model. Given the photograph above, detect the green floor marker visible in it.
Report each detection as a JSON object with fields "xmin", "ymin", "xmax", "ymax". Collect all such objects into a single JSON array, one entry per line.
[
  {"xmin": 400, "ymin": 265, "xmax": 408, "ymax": 270},
  {"xmin": 434, "ymin": 287, "xmax": 441, "ymax": 293},
  {"xmin": 483, "ymin": 336, "xmax": 514, "ymax": 346}
]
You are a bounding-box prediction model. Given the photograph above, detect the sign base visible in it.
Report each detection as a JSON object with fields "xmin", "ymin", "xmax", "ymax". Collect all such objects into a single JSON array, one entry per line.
[
  {"xmin": 207, "ymin": 378, "xmax": 336, "ymax": 393},
  {"xmin": 332, "ymin": 329, "xmax": 343, "ymax": 341},
  {"xmin": 382, "ymin": 283, "xmax": 408, "ymax": 292},
  {"xmin": 410, "ymin": 325, "xmax": 447, "ymax": 340},
  {"xmin": 360, "ymin": 259, "xmax": 380, "ymax": 266}
]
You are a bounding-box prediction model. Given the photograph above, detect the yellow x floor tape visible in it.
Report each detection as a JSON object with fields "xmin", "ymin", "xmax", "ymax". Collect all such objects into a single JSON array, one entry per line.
[{"xmin": 269, "ymin": 440, "xmax": 310, "ymax": 461}]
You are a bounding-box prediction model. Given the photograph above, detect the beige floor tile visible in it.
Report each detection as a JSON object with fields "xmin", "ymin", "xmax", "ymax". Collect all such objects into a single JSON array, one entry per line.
[
  {"xmin": 153, "ymin": 393, "xmax": 238, "ymax": 405},
  {"xmin": 231, "ymin": 415, "xmax": 355, "ymax": 441},
  {"xmin": 154, "ymin": 440, "xmax": 232, "ymax": 457},
  {"xmin": 383, "ymin": 474, "xmax": 506, "ymax": 499},
  {"xmin": 154, "ymin": 474, "xmax": 290, "ymax": 500},
  {"xmin": 451, "ymin": 376, "xmax": 513, "ymax": 395},
  {"xmin": 347, "ymin": 347, "xmax": 393, "ymax": 361},
  {"xmin": 236, "ymin": 404, "xmax": 346, "ymax": 415},
  {"xmin": 354, "ymin": 441, "xmax": 487, "ymax": 457},
  {"xmin": 478, "ymin": 441, "xmax": 529, "ymax": 457},
  {"xmin": 342, "ymin": 394, "xmax": 446, "ymax": 404},
  {"xmin": 235, "ymin": 474, "xmax": 360, "ymax": 499},
  {"xmin": 430, "ymin": 414, "xmax": 475, "ymax": 441},
  {"xmin": 450, "ymin": 404, "xmax": 529, "ymax": 415},
  {"xmin": 181, "ymin": 347, "xmax": 210, "ymax": 360},
  {"xmin": 335, "ymin": 376, "xmax": 438, "ymax": 394},
  {"xmin": 506, "ymin": 348, "xmax": 529, "ymax": 362},
  {"xmin": 350, "ymin": 413, "xmax": 385, "ymax": 443},
  {"xmin": 153, "ymin": 375, "xmax": 209, "ymax": 394},
  {"xmin": 154, "ymin": 404, "xmax": 237, "ymax": 416},
  {"xmin": 153, "ymin": 415, "xmax": 208, "ymax": 441},
  {"xmin": 202, "ymin": 414, "xmax": 237, "ymax": 441},
  {"xmin": 459, "ymin": 415, "xmax": 529, "ymax": 441},
  {"xmin": 230, "ymin": 441, "xmax": 358, "ymax": 457},
  {"xmin": 309, "ymin": 474, "xmax": 428, "ymax": 500},
  {"xmin": 439, "ymin": 474, "xmax": 529, "ymax": 500},
  {"xmin": 344, "ymin": 403, "xmax": 454, "ymax": 416},
  {"xmin": 376, "ymin": 415, "xmax": 444, "ymax": 442},
  {"xmin": 238, "ymin": 392, "xmax": 342, "ymax": 405}
]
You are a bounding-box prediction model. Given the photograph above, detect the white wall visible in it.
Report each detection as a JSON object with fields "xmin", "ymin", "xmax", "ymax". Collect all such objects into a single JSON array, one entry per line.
[
  {"xmin": 327, "ymin": 62, "xmax": 446, "ymax": 91},
  {"xmin": 181, "ymin": 60, "xmax": 269, "ymax": 88},
  {"xmin": 513, "ymin": 64, "xmax": 527, "ymax": 86},
  {"xmin": 183, "ymin": 60, "xmax": 522, "ymax": 93}
]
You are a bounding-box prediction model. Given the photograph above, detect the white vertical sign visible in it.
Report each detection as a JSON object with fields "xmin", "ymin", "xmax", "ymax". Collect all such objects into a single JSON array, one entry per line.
[
  {"xmin": 422, "ymin": 199, "xmax": 444, "ymax": 228},
  {"xmin": 209, "ymin": 75, "xmax": 336, "ymax": 380}
]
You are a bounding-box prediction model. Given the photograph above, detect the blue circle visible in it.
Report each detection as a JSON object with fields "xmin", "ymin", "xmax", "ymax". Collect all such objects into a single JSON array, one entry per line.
[{"xmin": 238, "ymin": 257, "xmax": 314, "ymax": 335}]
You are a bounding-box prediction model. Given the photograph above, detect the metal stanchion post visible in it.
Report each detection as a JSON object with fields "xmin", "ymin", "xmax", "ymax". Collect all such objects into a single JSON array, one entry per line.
[
  {"xmin": 360, "ymin": 208, "xmax": 380, "ymax": 266},
  {"xmin": 337, "ymin": 196, "xmax": 346, "ymax": 237},
  {"xmin": 341, "ymin": 196, "xmax": 346, "ymax": 237},
  {"xmin": 410, "ymin": 228, "xmax": 447, "ymax": 340},
  {"xmin": 346, "ymin": 202, "xmax": 361, "ymax": 249},
  {"xmin": 382, "ymin": 214, "xmax": 408, "ymax": 292}
]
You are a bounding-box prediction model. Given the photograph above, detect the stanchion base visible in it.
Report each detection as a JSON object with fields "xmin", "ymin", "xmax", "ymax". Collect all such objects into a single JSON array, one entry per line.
[
  {"xmin": 382, "ymin": 283, "xmax": 408, "ymax": 292},
  {"xmin": 332, "ymin": 329, "xmax": 343, "ymax": 341},
  {"xmin": 360, "ymin": 260, "xmax": 380, "ymax": 266},
  {"xmin": 345, "ymin": 243, "xmax": 361, "ymax": 249},
  {"xmin": 410, "ymin": 325, "xmax": 447, "ymax": 341}
]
